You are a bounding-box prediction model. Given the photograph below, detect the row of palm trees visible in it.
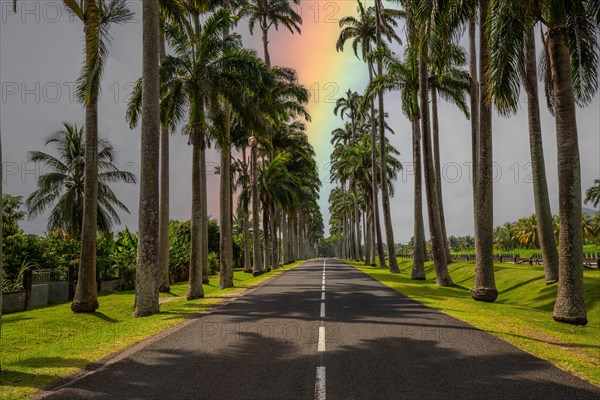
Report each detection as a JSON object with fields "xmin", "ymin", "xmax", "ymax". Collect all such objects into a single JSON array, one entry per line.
[
  {"xmin": 328, "ymin": 0, "xmax": 598, "ymax": 325},
  {"xmin": 0, "ymin": 0, "xmax": 323, "ymax": 320},
  {"xmin": 131, "ymin": 0, "xmax": 323, "ymax": 316},
  {"xmin": 127, "ymin": 0, "xmax": 324, "ymax": 316}
]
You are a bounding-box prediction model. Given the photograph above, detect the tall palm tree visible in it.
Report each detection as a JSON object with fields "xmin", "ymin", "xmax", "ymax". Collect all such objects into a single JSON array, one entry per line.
[
  {"xmin": 66, "ymin": 0, "xmax": 133, "ymax": 313},
  {"xmin": 232, "ymin": 122, "xmax": 253, "ymax": 273},
  {"xmin": 471, "ymin": 0, "xmax": 497, "ymax": 301},
  {"xmin": 366, "ymin": 47, "xmax": 424, "ymax": 279},
  {"xmin": 487, "ymin": 0, "xmax": 598, "ymax": 324},
  {"xmin": 337, "ymin": 2, "xmax": 382, "ymax": 265},
  {"xmin": 428, "ymin": 41, "xmax": 471, "ymax": 263},
  {"xmin": 26, "ymin": 123, "xmax": 136, "ymax": 236},
  {"xmin": 240, "ymin": 0, "xmax": 302, "ymax": 67},
  {"xmin": 399, "ymin": 0, "xmax": 453, "ymax": 285},
  {"xmin": 373, "ymin": 0, "xmax": 401, "ymax": 273},
  {"xmin": 485, "ymin": 12, "xmax": 559, "ymax": 284},
  {"xmin": 133, "ymin": 0, "xmax": 162, "ymax": 317}
]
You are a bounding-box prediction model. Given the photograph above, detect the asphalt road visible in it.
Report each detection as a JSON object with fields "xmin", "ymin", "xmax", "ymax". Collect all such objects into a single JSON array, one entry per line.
[{"xmin": 38, "ymin": 259, "xmax": 600, "ymax": 400}]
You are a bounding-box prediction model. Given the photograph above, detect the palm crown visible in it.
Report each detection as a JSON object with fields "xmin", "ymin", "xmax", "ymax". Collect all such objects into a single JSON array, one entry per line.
[{"xmin": 26, "ymin": 123, "xmax": 136, "ymax": 236}]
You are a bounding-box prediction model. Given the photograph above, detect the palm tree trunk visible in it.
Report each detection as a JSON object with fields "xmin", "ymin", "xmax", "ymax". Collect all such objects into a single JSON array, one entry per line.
[
  {"xmin": 468, "ymin": 12, "xmax": 480, "ymax": 265},
  {"xmin": 262, "ymin": 27, "xmax": 271, "ymax": 67},
  {"xmin": 263, "ymin": 201, "xmax": 271, "ymax": 271},
  {"xmin": 418, "ymin": 55, "xmax": 452, "ymax": 286},
  {"xmin": 293, "ymin": 215, "xmax": 299, "ymax": 260},
  {"xmin": 370, "ymin": 210, "xmax": 376, "ymax": 266},
  {"xmin": 412, "ymin": 120, "xmax": 426, "ymax": 280},
  {"xmin": 251, "ymin": 140, "xmax": 263, "ymax": 276},
  {"xmin": 133, "ymin": 0, "xmax": 161, "ymax": 316},
  {"xmin": 298, "ymin": 212, "xmax": 303, "ymax": 259},
  {"xmin": 158, "ymin": 33, "xmax": 170, "ymax": 293},
  {"xmin": 431, "ymin": 87, "xmax": 451, "ymax": 262},
  {"xmin": 200, "ymin": 140, "xmax": 209, "ymax": 284},
  {"xmin": 219, "ymin": 123, "xmax": 234, "ymax": 289},
  {"xmin": 271, "ymin": 203, "xmax": 279, "ymax": 269},
  {"xmin": 374, "ymin": 0, "xmax": 399, "ymax": 273},
  {"xmin": 72, "ymin": 0, "xmax": 100, "ymax": 313},
  {"xmin": 472, "ymin": 0, "xmax": 497, "ymax": 302},
  {"xmin": 282, "ymin": 213, "xmax": 288, "ymax": 263},
  {"xmin": 364, "ymin": 203, "xmax": 371, "ymax": 266},
  {"xmin": 72, "ymin": 102, "xmax": 100, "ymax": 313},
  {"xmin": 242, "ymin": 151, "xmax": 252, "ymax": 273},
  {"xmin": 524, "ymin": 28, "xmax": 559, "ymax": 284},
  {"xmin": 352, "ymin": 187, "xmax": 361, "ymax": 261},
  {"xmin": 188, "ymin": 142, "xmax": 205, "ymax": 300},
  {"xmin": 368, "ymin": 64, "xmax": 386, "ymax": 268},
  {"xmin": 287, "ymin": 214, "xmax": 293, "ymax": 262},
  {"xmin": 548, "ymin": 23, "xmax": 586, "ymax": 325}
]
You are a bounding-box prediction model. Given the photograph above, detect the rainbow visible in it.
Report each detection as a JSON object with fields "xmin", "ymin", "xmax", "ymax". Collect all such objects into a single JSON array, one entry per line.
[{"xmin": 266, "ymin": 1, "xmax": 369, "ymax": 213}]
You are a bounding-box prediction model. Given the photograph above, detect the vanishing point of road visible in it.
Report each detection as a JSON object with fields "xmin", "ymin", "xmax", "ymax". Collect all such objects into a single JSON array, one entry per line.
[{"xmin": 37, "ymin": 259, "xmax": 600, "ymax": 400}]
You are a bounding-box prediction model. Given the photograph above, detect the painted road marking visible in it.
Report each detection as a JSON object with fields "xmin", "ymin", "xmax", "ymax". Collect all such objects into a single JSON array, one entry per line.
[
  {"xmin": 318, "ymin": 326, "xmax": 326, "ymax": 351},
  {"xmin": 315, "ymin": 366, "xmax": 326, "ymax": 400},
  {"xmin": 320, "ymin": 302, "xmax": 325, "ymax": 318},
  {"xmin": 321, "ymin": 292, "xmax": 325, "ymax": 300}
]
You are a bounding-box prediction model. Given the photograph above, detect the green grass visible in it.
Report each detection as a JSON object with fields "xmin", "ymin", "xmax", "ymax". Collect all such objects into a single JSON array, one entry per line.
[
  {"xmin": 0, "ymin": 261, "xmax": 306, "ymax": 400},
  {"xmin": 346, "ymin": 258, "xmax": 600, "ymax": 386},
  {"xmin": 453, "ymin": 245, "xmax": 600, "ymax": 258}
]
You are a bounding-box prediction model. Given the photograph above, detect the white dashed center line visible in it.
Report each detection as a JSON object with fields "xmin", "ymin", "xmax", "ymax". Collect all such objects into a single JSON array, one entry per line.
[
  {"xmin": 315, "ymin": 259, "xmax": 327, "ymax": 399},
  {"xmin": 315, "ymin": 366, "xmax": 326, "ymax": 400},
  {"xmin": 318, "ymin": 326, "xmax": 326, "ymax": 352}
]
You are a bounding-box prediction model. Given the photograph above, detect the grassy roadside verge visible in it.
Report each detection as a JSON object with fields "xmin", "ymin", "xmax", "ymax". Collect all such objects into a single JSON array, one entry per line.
[
  {"xmin": 345, "ymin": 258, "xmax": 600, "ymax": 386},
  {"xmin": 0, "ymin": 261, "xmax": 306, "ymax": 400}
]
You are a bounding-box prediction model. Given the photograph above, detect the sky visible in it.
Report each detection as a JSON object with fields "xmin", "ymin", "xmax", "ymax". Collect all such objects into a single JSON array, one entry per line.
[{"xmin": 1, "ymin": 0, "xmax": 599, "ymax": 243}]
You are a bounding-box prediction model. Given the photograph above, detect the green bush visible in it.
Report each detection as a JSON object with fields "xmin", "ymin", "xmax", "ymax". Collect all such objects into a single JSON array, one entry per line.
[
  {"xmin": 114, "ymin": 228, "xmax": 138, "ymax": 290},
  {"xmin": 208, "ymin": 252, "xmax": 219, "ymax": 275}
]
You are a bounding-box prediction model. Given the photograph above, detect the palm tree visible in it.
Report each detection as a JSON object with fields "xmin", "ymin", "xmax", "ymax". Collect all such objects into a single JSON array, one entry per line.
[
  {"xmin": 366, "ymin": 46, "xmax": 425, "ymax": 279},
  {"xmin": 395, "ymin": 0, "xmax": 454, "ymax": 285},
  {"xmin": 516, "ymin": 215, "xmax": 539, "ymax": 248},
  {"xmin": 232, "ymin": 128, "xmax": 253, "ymax": 273},
  {"xmin": 487, "ymin": 0, "xmax": 598, "ymax": 324},
  {"xmin": 26, "ymin": 123, "xmax": 136, "ymax": 236},
  {"xmin": 428, "ymin": 41, "xmax": 471, "ymax": 264},
  {"xmin": 336, "ymin": 0, "xmax": 400, "ymax": 269},
  {"xmin": 133, "ymin": 0, "xmax": 162, "ymax": 318},
  {"xmin": 240, "ymin": 0, "xmax": 302, "ymax": 67},
  {"xmin": 485, "ymin": 11, "xmax": 559, "ymax": 284},
  {"xmin": 65, "ymin": 0, "xmax": 133, "ymax": 313},
  {"xmin": 585, "ymin": 180, "xmax": 600, "ymax": 208}
]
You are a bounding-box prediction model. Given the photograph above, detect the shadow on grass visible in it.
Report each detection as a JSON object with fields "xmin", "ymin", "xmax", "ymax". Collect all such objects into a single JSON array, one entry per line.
[{"xmin": 89, "ymin": 312, "xmax": 120, "ymax": 323}]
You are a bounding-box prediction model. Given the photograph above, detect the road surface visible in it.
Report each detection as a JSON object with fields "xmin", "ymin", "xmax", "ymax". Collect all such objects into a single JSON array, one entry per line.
[{"xmin": 38, "ymin": 259, "xmax": 600, "ymax": 399}]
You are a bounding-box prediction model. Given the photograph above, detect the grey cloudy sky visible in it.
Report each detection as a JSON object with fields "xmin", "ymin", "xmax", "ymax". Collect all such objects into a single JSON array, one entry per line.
[{"xmin": 1, "ymin": 1, "xmax": 598, "ymax": 243}]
